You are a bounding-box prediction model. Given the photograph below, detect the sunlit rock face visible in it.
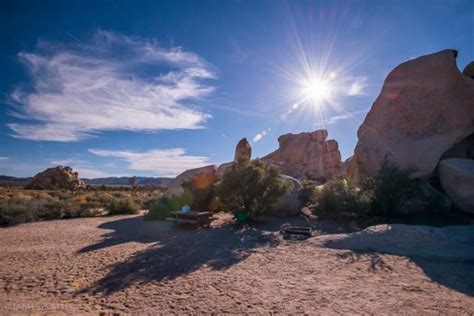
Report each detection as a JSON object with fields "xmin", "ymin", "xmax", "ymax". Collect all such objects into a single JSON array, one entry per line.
[
  {"xmin": 28, "ymin": 166, "xmax": 85, "ymax": 190},
  {"xmin": 347, "ymin": 49, "xmax": 474, "ymax": 178},
  {"xmin": 163, "ymin": 165, "xmax": 217, "ymax": 198},
  {"xmin": 262, "ymin": 129, "xmax": 342, "ymax": 182}
]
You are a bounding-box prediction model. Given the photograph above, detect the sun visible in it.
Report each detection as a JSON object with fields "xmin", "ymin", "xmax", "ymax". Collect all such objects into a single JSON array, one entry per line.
[{"xmin": 301, "ymin": 77, "xmax": 332, "ymax": 103}]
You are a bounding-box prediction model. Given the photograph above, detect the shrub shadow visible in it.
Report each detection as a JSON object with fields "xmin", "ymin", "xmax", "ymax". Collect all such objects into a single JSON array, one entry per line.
[
  {"xmin": 336, "ymin": 251, "xmax": 394, "ymax": 272},
  {"xmin": 78, "ymin": 215, "xmax": 178, "ymax": 253},
  {"xmin": 323, "ymin": 226, "xmax": 474, "ymax": 297},
  {"xmin": 78, "ymin": 216, "xmax": 279, "ymax": 294},
  {"xmin": 335, "ymin": 249, "xmax": 474, "ymax": 296}
]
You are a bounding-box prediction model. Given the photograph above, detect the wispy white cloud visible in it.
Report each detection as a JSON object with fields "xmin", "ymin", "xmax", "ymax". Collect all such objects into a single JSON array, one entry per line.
[
  {"xmin": 314, "ymin": 108, "xmax": 369, "ymax": 127},
  {"xmin": 8, "ymin": 30, "xmax": 215, "ymax": 141},
  {"xmin": 0, "ymin": 157, "xmax": 9, "ymax": 161},
  {"xmin": 75, "ymin": 168, "xmax": 127, "ymax": 179},
  {"xmin": 88, "ymin": 148, "xmax": 210, "ymax": 177},
  {"xmin": 49, "ymin": 157, "xmax": 129, "ymax": 178},
  {"xmin": 348, "ymin": 77, "xmax": 368, "ymax": 96},
  {"xmin": 49, "ymin": 158, "xmax": 87, "ymax": 166}
]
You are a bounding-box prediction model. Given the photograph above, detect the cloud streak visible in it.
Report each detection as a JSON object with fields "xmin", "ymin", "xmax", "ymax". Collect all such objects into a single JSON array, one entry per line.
[
  {"xmin": 8, "ymin": 30, "xmax": 215, "ymax": 141},
  {"xmin": 88, "ymin": 148, "xmax": 210, "ymax": 177},
  {"xmin": 49, "ymin": 157, "xmax": 129, "ymax": 178},
  {"xmin": 314, "ymin": 108, "xmax": 369, "ymax": 127}
]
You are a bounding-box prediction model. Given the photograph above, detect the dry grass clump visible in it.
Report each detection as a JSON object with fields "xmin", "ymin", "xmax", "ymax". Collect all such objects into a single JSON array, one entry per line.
[{"xmin": 0, "ymin": 187, "xmax": 160, "ymax": 226}]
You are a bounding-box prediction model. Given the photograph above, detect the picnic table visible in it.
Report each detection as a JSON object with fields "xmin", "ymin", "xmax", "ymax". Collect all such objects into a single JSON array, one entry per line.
[
  {"xmin": 166, "ymin": 211, "xmax": 213, "ymax": 227},
  {"xmin": 280, "ymin": 224, "xmax": 312, "ymax": 240}
]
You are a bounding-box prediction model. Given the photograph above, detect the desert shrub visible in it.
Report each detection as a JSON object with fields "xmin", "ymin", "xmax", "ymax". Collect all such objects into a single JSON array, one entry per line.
[
  {"xmin": 0, "ymin": 196, "xmax": 57, "ymax": 224},
  {"xmin": 145, "ymin": 197, "xmax": 174, "ymax": 220},
  {"xmin": 132, "ymin": 193, "xmax": 156, "ymax": 210},
  {"xmin": 49, "ymin": 190, "xmax": 73, "ymax": 200},
  {"xmin": 112, "ymin": 192, "xmax": 124, "ymax": 198},
  {"xmin": 216, "ymin": 159, "xmax": 290, "ymax": 222},
  {"xmin": 72, "ymin": 194, "xmax": 89, "ymax": 205},
  {"xmin": 312, "ymin": 177, "xmax": 371, "ymax": 219},
  {"xmin": 366, "ymin": 159, "xmax": 452, "ymax": 217},
  {"xmin": 0, "ymin": 189, "xmax": 150, "ymax": 225},
  {"xmin": 86, "ymin": 192, "xmax": 114, "ymax": 206},
  {"xmin": 145, "ymin": 189, "xmax": 193, "ymax": 221},
  {"xmin": 366, "ymin": 158, "xmax": 419, "ymax": 217},
  {"xmin": 107, "ymin": 197, "xmax": 141, "ymax": 215}
]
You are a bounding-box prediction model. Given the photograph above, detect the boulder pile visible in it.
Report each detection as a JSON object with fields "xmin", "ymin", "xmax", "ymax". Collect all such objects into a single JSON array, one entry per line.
[
  {"xmin": 28, "ymin": 166, "xmax": 85, "ymax": 190},
  {"xmin": 263, "ymin": 129, "xmax": 342, "ymax": 182}
]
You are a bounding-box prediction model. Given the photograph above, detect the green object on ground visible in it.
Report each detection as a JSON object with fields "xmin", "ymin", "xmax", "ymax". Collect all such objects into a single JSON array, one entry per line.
[{"xmin": 235, "ymin": 212, "xmax": 249, "ymax": 224}]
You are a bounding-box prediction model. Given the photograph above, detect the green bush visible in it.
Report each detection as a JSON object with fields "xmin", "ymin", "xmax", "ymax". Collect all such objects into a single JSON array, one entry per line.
[
  {"xmin": 366, "ymin": 158, "xmax": 452, "ymax": 217},
  {"xmin": 367, "ymin": 158, "xmax": 418, "ymax": 217},
  {"xmin": 312, "ymin": 177, "xmax": 371, "ymax": 219},
  {"xmin": 145, "ymin": 189, "xmax": 193, "ymax": 221},
  {"xmin": 107, "ymin": 197, "xmax": 141, "ymax": 215},
  {"xmin": 216, "ymin": 159, "xmax": 290, "ymax": 222}
]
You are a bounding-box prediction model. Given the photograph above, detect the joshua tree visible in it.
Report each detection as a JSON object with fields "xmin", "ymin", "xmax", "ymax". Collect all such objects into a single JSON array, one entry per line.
[{"xmin": 129, "ymin": 176, "xmax": 138, "ymax": 196}]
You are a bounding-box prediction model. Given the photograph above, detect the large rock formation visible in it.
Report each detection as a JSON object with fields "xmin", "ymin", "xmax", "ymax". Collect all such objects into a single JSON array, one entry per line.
[
  {"xmin": 163, "ymin": 165, "xmax": 217, "ymax": 198},
  {"xmin": 234, "ymin": 138, "xmax": 251, "ymax": 163},
  {"xmin": 28, "ymin": 166, "xmax": 85, "ymax": 190},
  {"xmin": 439, "ymin": 158, "xmax": 474, "ymax": 214},
  {"xmin": 263, "ymin": 130, "xmax": 342, "ymax": 182},
  {"xmin": 347, "ymin": 49, "xmax": 474, "ymax": 178}
]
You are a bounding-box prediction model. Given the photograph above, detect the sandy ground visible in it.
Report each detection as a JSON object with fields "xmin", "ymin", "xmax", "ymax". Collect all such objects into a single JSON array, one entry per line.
[{"xmin": 0, "ymin": 213, "xmax": 473, "ymax": 315}]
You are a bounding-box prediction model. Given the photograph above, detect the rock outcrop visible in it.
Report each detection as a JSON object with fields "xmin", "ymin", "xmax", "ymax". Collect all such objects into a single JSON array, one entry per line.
[
  {"xmin": 347, "ymin": 49, "xmax": 474, "ymax": 178},
  {"xmin": 269, "ymin": 175, "xmax": 302, "ymax": 218},
  {"xmin": 439, "ymin": 158, "xmax": 474, "ymax": 214},
  {"xmin": 28, "ymin": 166, "xmax": 85, "ymax": 190},
  {"xmin": 263, "ymin": 130, "xmax": 342, "ymax": 182},
  {"xmin": 234, "ymin": 138, "xmax": 251, "ymax": 163},
  {"xmin": 163, "ymin": 165, "xmax": 217, "ymax": 198}
]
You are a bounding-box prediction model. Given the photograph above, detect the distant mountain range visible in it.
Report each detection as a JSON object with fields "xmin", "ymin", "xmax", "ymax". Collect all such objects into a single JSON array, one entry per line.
[
  {"xmin": 0, "ymin": 175, "xmax": 33, "ymax": 183},
  {"xmin": 0, "ymin": 175, "xmax": 173, "ymax": 187},
  {"xmin": 82, "ymin": 176, "xmax": 173, "ymax": 186}
]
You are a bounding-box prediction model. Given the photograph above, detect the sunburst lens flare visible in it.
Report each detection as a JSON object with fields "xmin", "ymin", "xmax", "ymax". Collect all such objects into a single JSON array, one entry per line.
[{"xmin": 301, "ymin": 78, "xmax": 332, "ymax": 103}]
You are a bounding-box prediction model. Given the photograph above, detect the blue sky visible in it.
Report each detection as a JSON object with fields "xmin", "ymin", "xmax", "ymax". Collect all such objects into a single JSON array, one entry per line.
[{"xmin": 0, "ymin": 0, "xmax": 473, "ymax": 178}]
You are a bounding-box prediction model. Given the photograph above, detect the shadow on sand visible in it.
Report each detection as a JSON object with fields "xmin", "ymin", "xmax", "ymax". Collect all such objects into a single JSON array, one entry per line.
[
  {"xmin": 78, "ymin": 215, "xmax": 279, "ymax": 294},
  {"xmin": 327, "ymin": 235, "xmax": 474, "ymax": 297},
  {"xmin": 78, "ymin": 215, "xmax": 473, "ymax": 297},
  {"xmin": 336, "ymin": 250, "xmax": 474, "ymax": 296}
]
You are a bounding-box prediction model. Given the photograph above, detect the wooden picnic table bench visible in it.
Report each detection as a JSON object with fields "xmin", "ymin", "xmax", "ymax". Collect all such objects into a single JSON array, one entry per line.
[{"xmin": 166, "ymin": 210, "xmax": 213, "ymax": 227}]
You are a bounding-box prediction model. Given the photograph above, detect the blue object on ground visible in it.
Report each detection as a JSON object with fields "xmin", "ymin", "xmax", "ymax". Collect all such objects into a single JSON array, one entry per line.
[{"xmin": 181, "ymin": 205, "xmax": 191, "ymax": 213}]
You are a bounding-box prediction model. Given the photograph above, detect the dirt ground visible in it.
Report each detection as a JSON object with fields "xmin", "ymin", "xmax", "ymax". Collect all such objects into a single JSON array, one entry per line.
[{"xmin": 0, "ymin": 213, "xmax": 473, "ymax": 315}]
